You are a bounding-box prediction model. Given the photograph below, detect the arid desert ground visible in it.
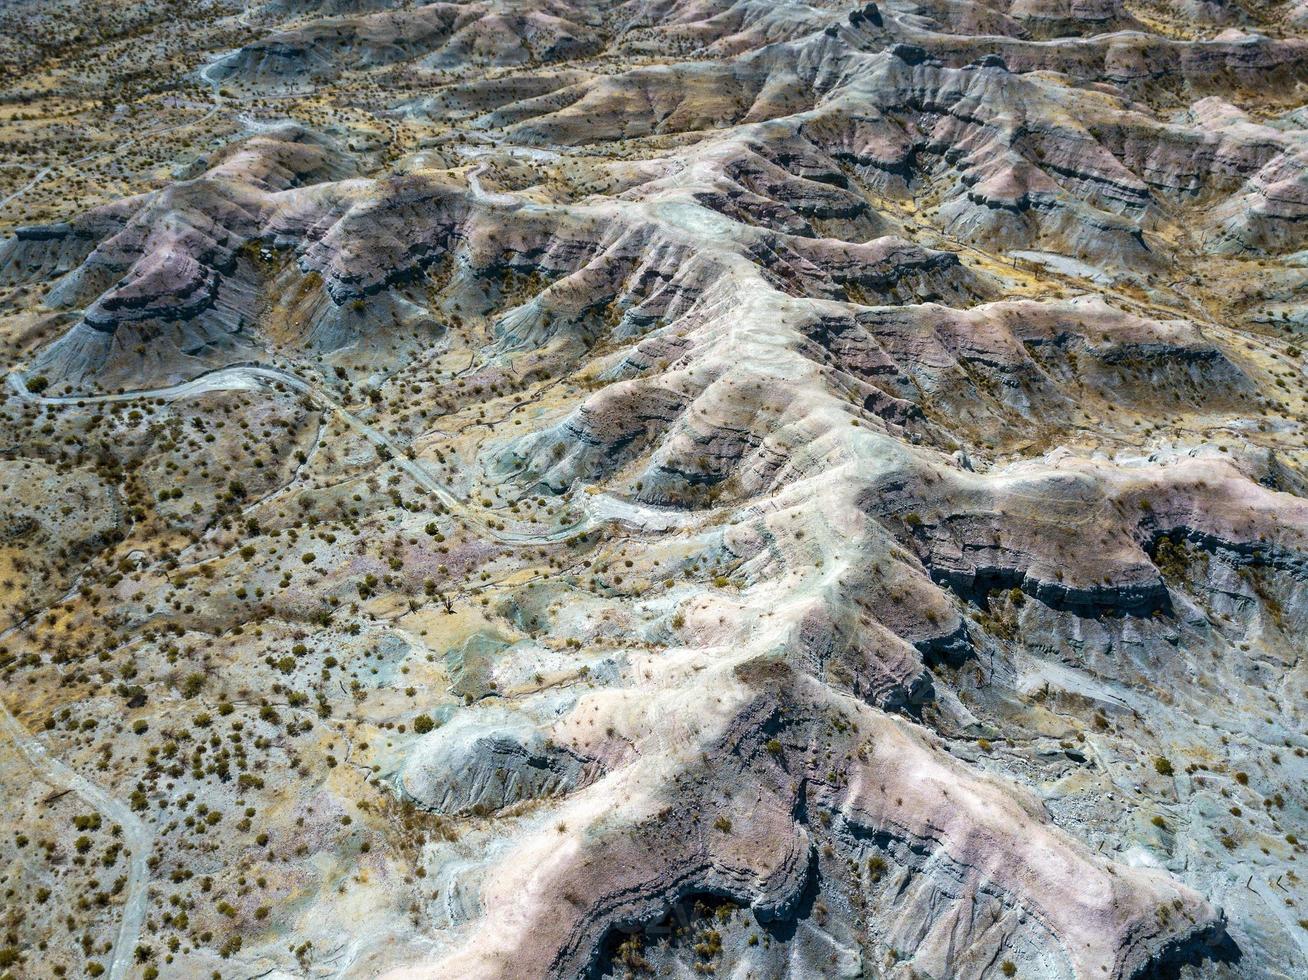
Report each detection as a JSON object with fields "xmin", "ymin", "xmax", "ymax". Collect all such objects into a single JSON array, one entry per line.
[{"xmin": 0, "ymin": 0, "xmax": 1306, "ymax": 978}]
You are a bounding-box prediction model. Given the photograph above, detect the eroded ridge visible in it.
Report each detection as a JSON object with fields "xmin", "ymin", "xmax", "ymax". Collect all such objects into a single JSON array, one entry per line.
[{"xmin": 0, "ymin": 1, "xmax": 1305, "ymax": 978}]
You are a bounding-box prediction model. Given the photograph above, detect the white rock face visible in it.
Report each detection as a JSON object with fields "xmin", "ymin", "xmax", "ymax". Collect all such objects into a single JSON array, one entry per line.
[{"xmin": 0, "ymin": 1, "xmax": 1305, "ymax": 979}]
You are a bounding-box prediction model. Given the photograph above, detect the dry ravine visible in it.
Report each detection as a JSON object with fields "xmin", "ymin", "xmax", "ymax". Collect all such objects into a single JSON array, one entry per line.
[{"xmin": 0, "ymin": 1, "xmax": 1305, "ymax": 978}]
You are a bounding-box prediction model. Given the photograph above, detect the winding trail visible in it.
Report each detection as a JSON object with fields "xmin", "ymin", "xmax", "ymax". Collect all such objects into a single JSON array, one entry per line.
[
  {"xmin": 0, "ymin": 31, "xmax": 247, "ymax": 222},
  {"xmin": 0, "ymin": 357, "xmax": 592, "ymax": 980},
  {"xmin": 467, "ymin": 163, "xmax": 520, "ymax": 208},
  {"xmin": 0, "ymin": 99, "xmax": 225, "ymax": 219},
  {"xmin": 7, "ymin": 363, "xmax": 606, "ymax": 545},
  {"xmin": 0, "ymin": 679, "xmax": 149, "ymax": 980},
  {"xmin": 0, "ymin": 352, "xmax": 700, "ymax": 973}
]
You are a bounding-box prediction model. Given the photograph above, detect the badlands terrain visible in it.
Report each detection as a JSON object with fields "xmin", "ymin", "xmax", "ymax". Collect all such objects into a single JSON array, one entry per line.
[{"xmin": 1, "ymin": 0, "xmax": 1307, "ymax": 977}]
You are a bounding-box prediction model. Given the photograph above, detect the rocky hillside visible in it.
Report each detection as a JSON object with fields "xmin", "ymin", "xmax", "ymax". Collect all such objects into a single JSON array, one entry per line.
[{"xmin": 0, "ymin": 1, "xmax": 1305, "ymax": 978}]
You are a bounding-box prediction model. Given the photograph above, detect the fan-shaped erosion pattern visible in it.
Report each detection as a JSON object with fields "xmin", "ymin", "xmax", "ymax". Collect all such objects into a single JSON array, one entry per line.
[{"xmin": 0, "ymin": 1, "xmax": 1305, "ymax": 979}]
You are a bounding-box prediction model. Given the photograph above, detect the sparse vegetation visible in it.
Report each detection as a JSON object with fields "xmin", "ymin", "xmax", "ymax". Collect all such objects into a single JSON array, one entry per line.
[{"xmin": 0, "ymin": 2, "xmax": 1302, "ymax": 976}]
